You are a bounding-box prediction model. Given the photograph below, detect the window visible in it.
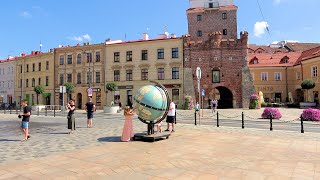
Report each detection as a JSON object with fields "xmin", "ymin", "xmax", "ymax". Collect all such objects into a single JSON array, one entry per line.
[
  {"xmin": 77, "ymin": 73, "xmax": 81, "ymax": 84},
  {"xmin": 114, "ymin": 52, "xmax": 120, "ymax": 62},
  {"xmin": 172, "ymin": 67, "xmax": 179, "ymax": 79},
  {"xmin": 87, "ymin": 52, "xmax": 92, "ymax": 63},
  {"xmin": 67, "ymin": 55, "xmax": 72, "ymax": 64},
  {"xmin": 77, "ymin": 54, "xmax": 82, "ymax": 64},
  {"xmin": 87, "ymin": 72, "xmax": 92, "ymax": 84},
  {"xmin": 141, "ymin": 50, "xmax": 148, "ymax": 60},
  {"xmin": 26, "ymin": 79, "xmax": 29, "ymax": 88},
  {"xmin": 46, "ymin": 61, "xmax": 49, "ymax": 70},
  {"xmin": 172, "ymin": 48, "xmax": 179, "ymax": 58},
  {"xmin": 141, "ymin": 69, "xmax": 148, "ymax": 80},
  {"xmin": 114, "ymin": 70, "xmax": 120, "ymax": 81},
  {"xmin": 312, "ymin": 66, "xmax": 318, "ymax": 77},
  {"xmin": 96, "ymin": 52, "xmax": 101, "ymax": 62},
  {"xmin": 38, "ymin": 62, "xmax": 41, "ymax": 71},
  {"xmin": 126, "ymin": 70, "xmax": 133, "ymax": 81},
  {"xmin": 96, "ymin": 72, "xmax": 100, "ymax": 83},
  {"xmin": 20, "ymin": 66, "xmax": 22, "ymax": 73},
  {"xmin": 222, "ymin": 13, "xmax": 227, "ymax": 19},
  {"xmin": 67, "ymin": 74, "xmax": 72, "ymax": 83},
  {"xmin": 209, "ymin": 2, "xmax": 214, "ymax": 8},
  {"xmin": 296, "ymin": 72, "xmax": 300, "ymax": 80},
  {"xmin": 59, "ymin": 55, "xmax": 64, "ymax": 65},
  {"xmin": 46, "ymin": 76, "xmax": 49, "ymax": 86},
  {"xmin": 32, "ymin": 78, "xmax": 35, "ymax": 87},
  {"xmin": 253, "ymin": 60, "xmax": 258, "ymax": 64},
  {"xmin": 197, "ymin": 30, "xmax": 202, "ymax": 37},
  {"xmin": 126, "ymin": 51, "xmax": 132, "ymax": 61},
  {"xmin": 158, "ymin": 68, "xmax": 165, "ymax": 80},
  {"xmin": 172, "ymin": 89, "xmax": 180, "ymax": 104},
  {"xmin": 157, "ymin": 48, "xmax": 164, "ymax": 59},
  {"xmin": 261, "ymin": 72, "xmax": 268, "ymax": 81},
  {"xmin": 275, "ymin": 72, "xmax": 281, "ymax": 81},
  {"xmin": 197, "ymin": 15, "xmax": 202, "ymax": 21},
  {"xmin": 32, "ymin": 63, "xmax": 35, "ymax": 72},
  {"xmin": 26, "ymin": 64, "xmax": 29, "ymax": 72},
  {"xmin": 59, "ymin": 74, "xmax": 64, "ymax": 85},
  {"xmin": 38, "ymin": 78, "xmax": 41, "ymax": 85},
  {"xmin": 223, "ymin": 29, "xmax": 227, "ymax": 35}
]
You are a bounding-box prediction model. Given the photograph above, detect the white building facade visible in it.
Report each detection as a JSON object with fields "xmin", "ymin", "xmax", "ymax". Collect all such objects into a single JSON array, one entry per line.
[
  {"xmin": 189, "ymin": 0, "xmax": 234, "ymax": 8},
  {"xmin": 0, "ymin": 58, "xmax": 15, "ymax": 106}
]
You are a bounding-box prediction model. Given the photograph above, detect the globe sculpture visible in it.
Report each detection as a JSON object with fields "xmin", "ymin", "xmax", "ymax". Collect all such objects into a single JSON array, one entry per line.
[{"xmin": 133, "ymin": 81, "xmax": 170, "ymax": 139}]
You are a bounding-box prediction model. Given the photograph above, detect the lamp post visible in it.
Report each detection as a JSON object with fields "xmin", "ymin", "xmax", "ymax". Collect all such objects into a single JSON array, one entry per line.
[{"xmin": 18, "ymin": 63, "xmax": 23, "ymax": 109}]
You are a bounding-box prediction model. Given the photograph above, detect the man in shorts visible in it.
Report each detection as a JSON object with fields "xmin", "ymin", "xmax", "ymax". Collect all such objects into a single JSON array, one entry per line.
[
  {"xmin": 19, "ymin": 100, "xmax": 31, "ymax": 141},
  {"xmin": 85, "ymin": 97, "xmax": 96, "ymax": 128},
  {"xmin": 165, "ymin": 99, "xmax": 176, "ymax": 132}
]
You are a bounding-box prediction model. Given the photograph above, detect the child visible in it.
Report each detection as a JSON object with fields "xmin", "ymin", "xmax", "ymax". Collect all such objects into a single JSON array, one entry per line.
[
  {"xmin": 121, "ymin": 106, "xmax": 135, "ymax": 142},
  {"xmin": 156, "ymin": 120, "xmax": 162, "ymax": 133}
]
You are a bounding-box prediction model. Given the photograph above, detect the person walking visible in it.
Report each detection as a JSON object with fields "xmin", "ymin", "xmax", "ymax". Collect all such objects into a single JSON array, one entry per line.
[
  {"xmin": 165, "ymin": 99, "xmax": 176, "ymax": 132},
  {"xmin": 212, "ymin": 99, "xmax": 218, "ymax": 113},
  {"xmin": 121, "ymin": 106, "xmax": 135, "ymax": 142},
  {"xmin": 66, "ymin": 100, "xmax": 76, "ymax": 134},
  {"xmin": 85, "ymin": 97, "xmax": 96, "ymax": 128},
  {"xmin": 19, "ymin": 100, "xmax": 31, "ymax": 142}
]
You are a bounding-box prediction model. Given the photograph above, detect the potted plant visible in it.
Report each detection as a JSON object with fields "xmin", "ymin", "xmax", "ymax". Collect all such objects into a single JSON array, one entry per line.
[
  {"xmin": 104, "ymin": 82, "xmax": 119, "ymax": 113},
  {"xmin": 32, "ymin": 85, "xmax": 46, "ymax": 111},
  {"xmin": 64, "ymin": 82, "xmax": 75, "ymax": 101},
  {"xmin": 300, "ymin": 79, "xmax": 316, "ymax": 108}
]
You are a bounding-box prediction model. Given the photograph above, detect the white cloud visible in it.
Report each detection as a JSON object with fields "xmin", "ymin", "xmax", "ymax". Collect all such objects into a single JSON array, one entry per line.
[
  {"xmin": 254, "ymin": 21, "xmax": 269, "ymax": 38},
  {"xmin": 273, "ymin": 0, "xmax": 281, "ymax": 5},
  {"xmin": 21, "ymin": 11, "xmax": 32, "ymax": 18},
  {"xmin": 68, "ymin": 34, "xmax": 92, "ymax": 42}
]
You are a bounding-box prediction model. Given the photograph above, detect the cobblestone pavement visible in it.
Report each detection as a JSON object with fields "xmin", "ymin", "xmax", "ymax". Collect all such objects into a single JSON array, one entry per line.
[{"xmin": 1, "ymin": 109, "xmax": 320, "ymax": 179}]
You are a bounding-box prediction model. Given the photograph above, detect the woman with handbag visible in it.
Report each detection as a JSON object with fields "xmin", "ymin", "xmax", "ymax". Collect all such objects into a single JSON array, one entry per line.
[
  {"xmin": 121, "ymin": 106, "xmax": 135, "ymax": 142},
  {"xmin": 66, "ymin": 100, "xmax": 76, "ymax": 134}
]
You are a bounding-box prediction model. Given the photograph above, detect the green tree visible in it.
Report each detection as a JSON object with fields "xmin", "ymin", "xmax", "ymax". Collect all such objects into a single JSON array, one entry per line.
[
  {"xmin": 64, "ymin": 82, "xmax": 75, "ymax": 101},
  {"xmin": 34, "ymin": 85, "xmax": 45, "ymax": 105},
  {"xmin": 301, "ymin": 79, "xmax": 315, "ymax": 102},
  {"xmin": 106, "ymin": 83, "xmax": 118, "ymax": 106}
]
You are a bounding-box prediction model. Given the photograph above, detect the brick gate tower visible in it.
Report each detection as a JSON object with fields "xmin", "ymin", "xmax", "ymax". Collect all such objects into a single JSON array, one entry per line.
[{"xmin": 183, "ymin": 0, "xmax": 254, "ymax": 108}]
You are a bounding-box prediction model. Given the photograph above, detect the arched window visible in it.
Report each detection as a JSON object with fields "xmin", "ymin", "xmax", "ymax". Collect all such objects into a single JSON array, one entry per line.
[
  {"xmin": 77, "ymin": 54, "xmax": 82, "ymax": 64},
  {"xmin": 32, "ymin": 78, "xmax": 35, "ymax": 87}
]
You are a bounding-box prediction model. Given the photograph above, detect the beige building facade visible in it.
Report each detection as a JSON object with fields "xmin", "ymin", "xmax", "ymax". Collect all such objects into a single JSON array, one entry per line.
[
  {"xmin": 14, "ymin": 51, "xmax": 54, "ymax": 106},
  {"xmin": 54, "ymin": 44, "xmax": 106, "ymax": 109},
  {"xmin": 105, "ymin": 37, "xmax": 184, "ymax": 108}
]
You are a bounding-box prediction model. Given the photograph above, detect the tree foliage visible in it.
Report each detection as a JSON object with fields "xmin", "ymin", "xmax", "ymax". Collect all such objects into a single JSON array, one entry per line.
[
  {"xmin": 301, "ymin": 79, "xmax": 315, "ymax": 90},
  {"xmin": 34, "ymin": 85, "xmax": 45, "ymax": 105},
  {"xmin": 64, "ymin": 82, "xmax": 75, "ymax": 94},
  {"xmin": 106, "ymin": 83, "xmax": 118, "ymax": 92}
]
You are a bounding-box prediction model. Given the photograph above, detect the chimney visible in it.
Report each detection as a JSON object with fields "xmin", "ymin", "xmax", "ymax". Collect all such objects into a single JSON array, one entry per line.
[
  {"xmin": 31, "ymin": 51, "xmax": 35, "ymax": 55},
  {"xmin": 171, "ymin": 33, "xmax": 176, "ymax": 38},
  {"xmin": 157, "ymin": 34, "xmax": 167, "ymax": 39},
  {"xmin": 142, "ymin": 33, "xmax": 149, "ymax": 40},
  {"xmin": 240, "ymin": 31, "xmax": 249, "ymax": 47}
]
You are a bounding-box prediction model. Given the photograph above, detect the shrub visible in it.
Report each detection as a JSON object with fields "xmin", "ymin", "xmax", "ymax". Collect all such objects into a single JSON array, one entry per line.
[
  {"xmin": 249, "ymin": 94, "xmax": 259, "ymax": 109},
  {"xmin": 261, "ymin": 108, "xmax": 282, "ymax": 119},
  {"xmin": 183, "ymin": 96, "xmax": 194, "ymax": 110},
  {"xmin": 301, "ymin": 108, "xmax": 320, "ymax": 121}
]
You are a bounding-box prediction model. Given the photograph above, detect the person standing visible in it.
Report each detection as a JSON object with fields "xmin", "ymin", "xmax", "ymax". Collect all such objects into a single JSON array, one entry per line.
[
  {"xmin": 195, "ymin": 102, "xmax": 200, "ymax": 112},
  {"xmin": 165, "ymin": 99, "xmax": 176, "ymax": 132},
  {"xmin": 85, "ymin": 97, "xmax": 96, "ymax": 128},
  {"xmin": 121, "ymin": 106, "xmax": 135, "ymax": 142},
  {"xmin": 212, "ymin": 99, "xmax": 218, "ymax": 113},
  {"xmin": 19, "ymin": 100, "xmax": 31, "ymax": 141},
  {"xmin": 66, "ymin": 100, "xmax": 76, "ymax": 134}
]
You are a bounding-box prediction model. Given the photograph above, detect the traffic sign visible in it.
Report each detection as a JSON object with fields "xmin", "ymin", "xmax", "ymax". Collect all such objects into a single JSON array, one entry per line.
[
  {"xmin": 201, "ymin": 89, "xmax": 205, "ymax": 96},
  {"xmin": 196, "ymin": 67, "xmax": 201, "ymax": 79},
  {"xmin": 59, "ymin": 86, "xmax": 66, "ymax": 93},
  {"xmin": 87, "ymin": 88, "xmax": 93, "ymax": 97}
]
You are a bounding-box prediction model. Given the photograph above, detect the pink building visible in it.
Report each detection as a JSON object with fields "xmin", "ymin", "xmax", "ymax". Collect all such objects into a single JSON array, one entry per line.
[{"xmin": 0, "ymin": 57, "xmax": 15, "ymax": 106}]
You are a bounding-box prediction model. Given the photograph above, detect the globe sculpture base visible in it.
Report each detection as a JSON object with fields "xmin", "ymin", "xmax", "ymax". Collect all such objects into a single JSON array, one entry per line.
[{"xmin": 133, "ymin": 131, "xmax": 170, "ymax": 142}]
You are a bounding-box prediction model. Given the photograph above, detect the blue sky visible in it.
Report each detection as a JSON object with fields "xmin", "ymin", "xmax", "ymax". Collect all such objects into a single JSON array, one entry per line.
[{"xmin": 0, "ymin": 0, "xmax": 319, "ymax": 59}]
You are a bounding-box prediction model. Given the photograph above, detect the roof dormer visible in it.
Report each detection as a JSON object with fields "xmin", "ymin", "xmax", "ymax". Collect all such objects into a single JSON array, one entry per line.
[
  {"xmin": 250, "ymin": 57, "xmax": 259, "ymax": 64},
  {"xmin": 280, "ymin": 56, "xmax": 289, "ymax": 63}
]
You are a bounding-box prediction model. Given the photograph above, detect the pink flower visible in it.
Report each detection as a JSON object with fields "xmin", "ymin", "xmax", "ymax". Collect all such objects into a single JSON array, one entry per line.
[
  {"xmin": 261, "ymin": 108, "xmax": 282, "ymax": 119},
  {"xmin": 301, "ymin": 108, "xmax": 320, "ymax": 121}
]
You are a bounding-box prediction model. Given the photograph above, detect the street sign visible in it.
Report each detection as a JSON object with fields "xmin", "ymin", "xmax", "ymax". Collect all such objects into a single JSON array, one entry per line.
[
  {"xmin": 201, "ymin": 89, "xmax": 205, "ymax": 96},
  {"xmin": 59, "ymin": 86, "xmax": 66, "ymax": 93},
  {"xmin": 196, "ymin": 67, "xmax": 201, "ymax": 79}
]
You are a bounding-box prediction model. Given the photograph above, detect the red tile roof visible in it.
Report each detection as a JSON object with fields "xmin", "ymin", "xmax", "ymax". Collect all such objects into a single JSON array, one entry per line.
[
  {"xmin": 295, "ymin": 46, "xmax": 320, "ymax": 64},
  {"xmin": 285, "ymin": 43, "xmax": 320, "ymax": 52},
  {"xmin": 248, "ymin": 52, "xmax": 302, "ymax": 67}
]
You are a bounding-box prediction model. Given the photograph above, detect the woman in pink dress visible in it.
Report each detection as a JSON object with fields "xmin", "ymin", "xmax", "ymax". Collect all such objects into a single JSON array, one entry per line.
[{"xmin": 121, "ymin": 106, "xmax": 135, "ymax": 142}]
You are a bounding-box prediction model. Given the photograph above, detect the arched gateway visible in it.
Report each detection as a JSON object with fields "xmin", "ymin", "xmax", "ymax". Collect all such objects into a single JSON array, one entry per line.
[{"xmin": 215, "ymin": 86, "xmax": 233, "ymax": 109}]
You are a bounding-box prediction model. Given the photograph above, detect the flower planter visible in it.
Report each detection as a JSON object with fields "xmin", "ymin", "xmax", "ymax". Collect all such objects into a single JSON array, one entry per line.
[{"xmin": 299, "ymin": 102, "xmax": 316, "ymax": 109}]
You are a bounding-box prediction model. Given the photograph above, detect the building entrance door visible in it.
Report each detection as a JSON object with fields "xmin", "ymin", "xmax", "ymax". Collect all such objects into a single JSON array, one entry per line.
[
  {"xmin": 127, "ymin": 90, "xmax": 132, "ymax": 108},
  {"xmin": 275, "ymin": 93, "xmax": 282, "ymax": 103}
]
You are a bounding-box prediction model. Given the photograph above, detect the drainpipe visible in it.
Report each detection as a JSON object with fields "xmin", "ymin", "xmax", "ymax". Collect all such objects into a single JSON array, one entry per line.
[
  {"xmin": 285, "ymin": 67, "xmax": 288, "ymax": 103},
  {"xmin": 53, "ymin": 49, "xmax": 56, "ymax": 108}
]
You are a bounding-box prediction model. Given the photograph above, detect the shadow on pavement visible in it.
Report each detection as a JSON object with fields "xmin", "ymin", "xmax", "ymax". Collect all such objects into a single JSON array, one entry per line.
[
  {"xmin": 0, "ymin": 139, "xmax": 20, "ymax": 142},
  {"xmin": 45, "ymin": 132, "xmax": 69, "ymax": 135},
  {"xmin": 97, "ymin": 136, "xmax": 121, "ymax": 142}
]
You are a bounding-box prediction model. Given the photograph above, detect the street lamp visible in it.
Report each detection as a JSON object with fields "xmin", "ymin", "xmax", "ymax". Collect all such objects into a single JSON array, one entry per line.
[{"xmin": 18, "ymin": 63, "xmax": 23, "ymax": 108}]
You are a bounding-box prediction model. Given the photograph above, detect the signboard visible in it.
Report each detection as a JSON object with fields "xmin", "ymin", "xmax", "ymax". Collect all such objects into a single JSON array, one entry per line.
[
  {"xmin": 59, "ymin": 86, "xmax": 66, "ymax": 93},
  {"xmin": 87, "ymin": 88, "xmax": 93, "ymax": 97},
  {"xmin": 196, "ymin": 67, "xmax": 201, "ymax": 79},
  {"xmin": 201, "ymin": 89, "xmax": 205, "ymax": 96}
]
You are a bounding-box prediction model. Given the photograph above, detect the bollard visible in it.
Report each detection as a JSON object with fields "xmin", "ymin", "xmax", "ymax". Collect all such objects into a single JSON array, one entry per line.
[
  {"xmin": 175, "ymin": 111, "xmax": 177, "ymax": 124},
  {"xmin": 194, "ymin": 111, "xmax": 197, "ymax": 125},
  {"xmin": 270, "ymin": 116, "xmax": 273, "ymax": 131},
  {"xmin": 4, "ymin": 108, "xmax": 6, "ymax": 114},
  {"xmin": 54, "ymin": 106, "xmax": 56, "ymax": 117},
  {"xmin": 10, "ymin": 108, "xmax": 12, "ymax": 114},
  {"xmin": 16, "ymin": 108, "xmax": 18, "ymax": 114},
  {"xmin": 45, "ymin": 107, "xmax": 47, "ymax": 116},
  {"xmin": 37, "ymin": 107, "xmax": 39, "ymax": 116},
  {"xmin": 242, "ymin": 112, "xmax": 244, "ymax": 129},
  {"xmin": 217, "ymin": 112, "xmax": 219, "ymax": 127},
  {"xmin": 301, "ymin": 117, "xmax": 304, "ymax": 133}
]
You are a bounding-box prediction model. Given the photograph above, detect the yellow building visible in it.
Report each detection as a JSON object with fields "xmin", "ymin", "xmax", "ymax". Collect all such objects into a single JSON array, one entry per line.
[
  {"xmin": 105, "ymin": 35, "xmax": 184, "ymax": 108},
  {"xmin": 54, "ymin": 43, "xmax": 106, "ymax": 109},
  {"xmin": 14, "ymin": 51, "xmax": 54, "ymax": 106}
]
